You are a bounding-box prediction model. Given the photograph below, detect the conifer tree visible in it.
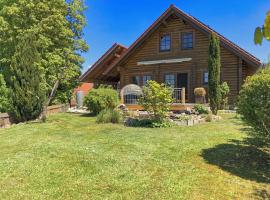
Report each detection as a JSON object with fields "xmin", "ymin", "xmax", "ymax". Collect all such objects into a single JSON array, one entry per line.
[
  {"xmin": 8, "ymin": 32, "xmax": 46, "ymax": 122},
  {"xmin": 208, "ymin": 33, "xmax": 221, "ymax": 115},
  {"xmin": 0, "ymin": 74, "xmax": 10, "ymax": 113}
]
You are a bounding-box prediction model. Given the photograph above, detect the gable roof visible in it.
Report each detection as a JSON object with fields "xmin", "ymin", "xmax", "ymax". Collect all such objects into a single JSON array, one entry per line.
[
  {"xmin": 108, "ymin": 5, "xmax": 261, "ymax": 73},
  {"xmin": 80, "ymin": 43, "xmax": 127, "ymax": 82}
]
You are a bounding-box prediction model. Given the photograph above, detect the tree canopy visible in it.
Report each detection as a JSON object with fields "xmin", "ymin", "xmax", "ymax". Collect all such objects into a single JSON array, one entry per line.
[
  {"xmin": 254, "ymin": 11, "xmax": 270, "ymax": 45},
  {"xmin": 0, "ymin": 0, "xmax": 88, "ymax": 104}
]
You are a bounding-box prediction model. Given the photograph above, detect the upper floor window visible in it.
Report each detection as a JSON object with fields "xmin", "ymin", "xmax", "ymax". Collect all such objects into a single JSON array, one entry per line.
[
  {"xmin": 181, "ymin": 32, "xmax": 193, "ymax": 50},
  {"xmin": 142, "ymin": 75, "xmax": 152, "ymax": 86},
  {"xmin": 160, "ymin": 34, "xmax": 171, "ymax": 52},
  {"xmin": 203, "ymin": 71, "xmax": 209, "ymax": 85},
  {"xmin": 132, "ymin": 76, "xmax": 141, "ymax": 85},
  {"xmin": 165, "ymin": 74, "xmax": 176, "ymax": 88}
]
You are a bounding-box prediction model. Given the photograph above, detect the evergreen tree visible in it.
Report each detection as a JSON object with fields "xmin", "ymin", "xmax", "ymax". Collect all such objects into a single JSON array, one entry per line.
[
  {"xmin": 0, "ymin": 74, "xmax": 10, "ymax": 113},
  {"xmin": 8, "ymin": 32, "xmax": 46, "ymax": 122},
  {"xmin": 208, "ymin": 33, "xmax": 221, "ymax": 115}
]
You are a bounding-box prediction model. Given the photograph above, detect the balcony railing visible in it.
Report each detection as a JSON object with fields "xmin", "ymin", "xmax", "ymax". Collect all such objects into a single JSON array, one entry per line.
[{"xmin": 121, "ymin": 88, "xmax": 186, "ymax": 105}]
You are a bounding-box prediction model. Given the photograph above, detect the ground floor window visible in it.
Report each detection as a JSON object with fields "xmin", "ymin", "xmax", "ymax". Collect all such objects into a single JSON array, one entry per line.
[
  {"xmin": 132, "ymin": 76, "xmax": 141, "ymax": 85},
  {"xmin": 142, "ymin": 75, "xmax": 152, "ymax": 86},
  {"xmin": 165, "ymin": 74, "xmax": 176, "ymax": 88},
  {"xmin": 203, "ymin": 71, "xmax": 209, "ymax": 85}
]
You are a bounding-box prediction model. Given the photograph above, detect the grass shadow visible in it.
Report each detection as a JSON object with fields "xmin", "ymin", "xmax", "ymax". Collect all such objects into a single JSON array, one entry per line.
[
  {"xmin": 254, "ymin": 189, "xmax": 270, "ymax": 200},
  {"xmin": 201, "ymin": 138, "xmax": 270, "ymax": 183}
]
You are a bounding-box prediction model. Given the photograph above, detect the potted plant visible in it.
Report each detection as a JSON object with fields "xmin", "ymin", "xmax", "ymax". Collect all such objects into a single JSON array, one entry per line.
[{"xmin": 194, "ymin": 88, "xmax": 206, "ymax": 104}]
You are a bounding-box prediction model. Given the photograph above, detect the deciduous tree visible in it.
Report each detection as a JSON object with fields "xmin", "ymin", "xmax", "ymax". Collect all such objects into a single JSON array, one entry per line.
[{"xmin": 254, "ymin": 11, "xmax": 270, "ymax": 44}]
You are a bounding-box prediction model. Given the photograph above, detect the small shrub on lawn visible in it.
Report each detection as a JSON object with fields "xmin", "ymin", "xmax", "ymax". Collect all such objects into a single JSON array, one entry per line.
[
  {"xmin": 194, "ymin": 104, "xmax": 209, "ymax": 115},
  {"xmin": 84, "ymin": 85, "xmax": 119, "ymax": 115},
  {"xmin": 96, "ymin": 109, "xmax": 122, "ymax": 124},
  {"xmin": 237, "ymin": 66, "xmax": 270, "ymax": 143},
  {"xmin": 220, "ymin": 82, "xmax": 230, "ymax": 109},
  {"xmin": 138, "ymin": 80, "xmax": 173, "ymax": 122}
]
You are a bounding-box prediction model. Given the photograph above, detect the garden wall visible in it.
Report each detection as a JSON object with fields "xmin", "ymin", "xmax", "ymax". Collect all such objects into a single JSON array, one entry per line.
[{"xmin": 0, "ymin": 104, "xmax": 69, "ymax": 128}]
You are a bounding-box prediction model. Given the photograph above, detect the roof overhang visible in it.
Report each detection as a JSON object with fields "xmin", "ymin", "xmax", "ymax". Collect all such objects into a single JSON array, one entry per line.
[{"xmin": 138, "ymin": 58, "xmax": 192, "ymax": 66}]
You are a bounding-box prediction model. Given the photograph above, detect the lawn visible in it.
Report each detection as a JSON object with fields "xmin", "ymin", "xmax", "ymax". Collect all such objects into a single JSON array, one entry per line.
[{"xmin": 0, "ymin": 113, "xmax": 269, "ymax": 200}]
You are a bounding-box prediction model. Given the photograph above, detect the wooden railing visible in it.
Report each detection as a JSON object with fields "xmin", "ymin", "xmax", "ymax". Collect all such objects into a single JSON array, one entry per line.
[{"xmin": 121, "ymin": 87, "xmax": 186, "ymax": 105}]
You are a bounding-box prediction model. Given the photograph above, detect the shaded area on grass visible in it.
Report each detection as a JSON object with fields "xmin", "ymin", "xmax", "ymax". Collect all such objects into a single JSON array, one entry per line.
[
  {"xmin": 254, "ymin": 189, "xmax": 270, "ymax": 200},
  {"xmin": 201, "ymin": 137, "xmax": 270, "ymax": 183}
]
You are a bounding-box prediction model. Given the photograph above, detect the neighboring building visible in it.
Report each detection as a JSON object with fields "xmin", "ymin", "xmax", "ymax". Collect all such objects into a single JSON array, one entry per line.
[
  {"xmin": 73, "ymin": 83, "xmax": 93, "ymax": 107},
  {"xmin": 81, "ymin": 5, "xmax": 261, "ymax": 105}
]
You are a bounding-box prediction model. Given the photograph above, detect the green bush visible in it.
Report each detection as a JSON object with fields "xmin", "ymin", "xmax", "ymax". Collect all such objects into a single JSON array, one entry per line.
[
  {"xmin": 220, "ymin": 82, "xmax": 230, "ymax": 109},
  {"xmin": 193, "ymin": 104, "xmax": 209, "ymax": 115},
  {"xmin": 84, "ymin": 86, "xmax": 119, "ymax": 115},
  {"xmin": 237, "ymin": 66, "xmax": 270, "ymax": 143},
  {"xmin": 138, "ymin": 80, "xmax": 173, "ymax": 122},
  {"xmin": 96, "ymin": 109, "xmax": 122, "ymax": 124},
  {"xmin": 0, "ymin": 74, "xmax": 10, "ymax": 113},
  {"xmin": 125, "ymin": 118, "xmax": 172, "ymax": 128}
]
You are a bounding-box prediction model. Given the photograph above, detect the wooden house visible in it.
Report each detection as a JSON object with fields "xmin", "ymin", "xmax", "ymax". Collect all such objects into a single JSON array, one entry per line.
[{"xmin": 81, "ymin": 5, "xmax": 261, "ymax": 107}]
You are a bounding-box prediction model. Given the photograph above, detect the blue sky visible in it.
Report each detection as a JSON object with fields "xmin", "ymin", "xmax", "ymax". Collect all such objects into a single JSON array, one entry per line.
[{"xmin": 81, "ymin": 0, "xmax": 270, "ymax": 72}]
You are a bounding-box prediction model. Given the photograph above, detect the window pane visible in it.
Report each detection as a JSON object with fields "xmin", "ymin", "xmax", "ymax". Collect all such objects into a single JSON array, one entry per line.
[
  {"xmin": 132, "ymin": 76, "xmax": 141, "ymax": 85},
  {"xmin": 165, "ymin": 74, "xmax": 175, "ymax": 88},
  {"xmin": 203, "ymin": 72, "xmax": 209, "ymax": 84},
  {"xmin": 160, "ymin": 34, "xmax": 171, "ymax": 51},
  {"xmin": 182, "ymin": 32, "xmax": 193, "ymax": 50},
  {"xmin": 142, "ymin": 75, "xmax": 152, "ymax": 85}
]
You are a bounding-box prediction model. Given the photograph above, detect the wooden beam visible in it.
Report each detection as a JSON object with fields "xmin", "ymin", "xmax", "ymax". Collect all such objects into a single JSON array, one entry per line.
[
  {"xmin": 137, "ymin": 58, "xmax": 192, "ymax": 66},
  {"xmin": 238, "ymin": 58, "xmax": 243, "ymax": 92}
]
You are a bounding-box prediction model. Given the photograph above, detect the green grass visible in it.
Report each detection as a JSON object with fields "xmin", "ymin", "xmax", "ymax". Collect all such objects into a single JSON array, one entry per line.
[{"xmin": 0, "ymin": 113, "xmax": 269, "ymax": 200}]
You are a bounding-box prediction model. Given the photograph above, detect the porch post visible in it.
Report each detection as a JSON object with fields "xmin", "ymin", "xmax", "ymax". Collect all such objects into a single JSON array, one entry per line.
[{"xmin": 181, "ymin": 87, "xmax": 186, "ymax": 104}]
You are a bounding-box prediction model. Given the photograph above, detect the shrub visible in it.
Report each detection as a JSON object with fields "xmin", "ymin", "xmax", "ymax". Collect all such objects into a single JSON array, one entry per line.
[
  {"xmin": 193, "ymin": 104, "xmax": 209, "ymax": 115},
  {"xmin": 194, "ymin": 87, "xmax": 206, "ymax": 97},
  {"xmin": 138, "ymin": 80, "xmax": 173, "ymax": 122},
  {"xmin": 208, "ymin": 33, "xmax": 221, "ymax": 115},
  {"xmin": 220, "ymin": 82, "xmax": 230, "ymax": 109},
  {"xmin": 125, "ymin": 118, "xmax": 172, "ymax": 128},
  {"xmin": 96, "ymin": 109, "xmax": 122, "ymax": 124},
  {"xmin": 0, "ymin": 74, "xmax": 10, "ymax": 113},
  {"xmin": 205, "ymin": 114, "xmax": 213, "ymax": 122},
  {"xmin": 84, "ymin": 86, "xmax": 119, "ymax": 115},
  {"xmin": 237, "ymin": 66, "xmax": 270, "ymax": 143}
]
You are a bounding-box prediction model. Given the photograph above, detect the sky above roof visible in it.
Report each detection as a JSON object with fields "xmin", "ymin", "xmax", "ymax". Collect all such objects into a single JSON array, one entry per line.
[{"xmin": 82, "ymin": 0, "xmax": 270, "ymax": 72}]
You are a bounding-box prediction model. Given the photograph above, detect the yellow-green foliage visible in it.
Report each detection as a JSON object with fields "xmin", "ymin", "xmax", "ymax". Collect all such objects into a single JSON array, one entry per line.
[
  {"xmin": 139, "ymin": 80, "xmax": 173, "ymax": 121},
  {"xmin": 254, "ymin": 11, "xmax": 270, "ymax": 44}
]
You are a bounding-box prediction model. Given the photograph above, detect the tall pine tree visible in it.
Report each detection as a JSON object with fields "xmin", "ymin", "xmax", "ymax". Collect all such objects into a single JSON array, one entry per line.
[
  {"xmin": 8, "ymin": 32, "xmax": 46, "ymax": 122},
  {"xmin": 208, "ymin": 33, "xmax": 221, "ymax": 115}
]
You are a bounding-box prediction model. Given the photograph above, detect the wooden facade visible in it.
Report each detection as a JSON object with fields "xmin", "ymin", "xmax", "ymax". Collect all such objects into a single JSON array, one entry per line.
[{"xmin": 81, "ymin": 5, "xmax": 261, "ymax": 105}]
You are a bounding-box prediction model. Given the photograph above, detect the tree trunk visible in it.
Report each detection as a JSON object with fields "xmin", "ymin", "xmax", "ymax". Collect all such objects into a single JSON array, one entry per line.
[{"xmin": 39, "ymin": 80, "xmax": 60, "ymax": 121}]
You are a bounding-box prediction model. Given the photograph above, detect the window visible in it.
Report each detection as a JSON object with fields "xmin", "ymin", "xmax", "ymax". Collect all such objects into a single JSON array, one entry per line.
[
  {"xmin": 142, "ymin": 75, "xmax": 152, "ymax": 86},
  {"xmin": 181, "ymin": 32, "xmax": 193, "ymax": 50},
  {"xmin": 160, "ymin": 34, "xmax": 171, "ymax": 52},
  {"xmin": 203, "ymin": 72, "xmax": 209, "ymax": 84},
  {"xmin": 165, "ymin": 74, "xmax": 176, "ymax": 88},
  {"xmin": 132, "ymin": 76, "xmax": 141, "ymax": 85}
]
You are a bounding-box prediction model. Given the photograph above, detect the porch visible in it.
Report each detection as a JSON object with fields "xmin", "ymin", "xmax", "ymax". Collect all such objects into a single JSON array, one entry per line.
[{"xmin": 120, "ymin": 87, "xmax": 191, "ymax": 111}]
